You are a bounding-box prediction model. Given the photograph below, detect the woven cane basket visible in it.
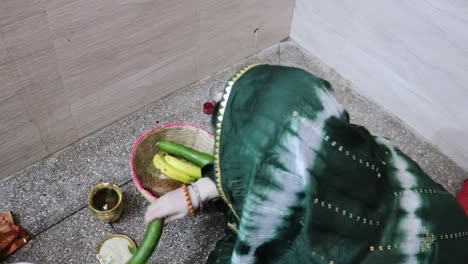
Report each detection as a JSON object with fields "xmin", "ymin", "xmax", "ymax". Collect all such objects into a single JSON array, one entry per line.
[{"xmin": 130, "ymin": 123, "xmax": 214, "ymax": 203}]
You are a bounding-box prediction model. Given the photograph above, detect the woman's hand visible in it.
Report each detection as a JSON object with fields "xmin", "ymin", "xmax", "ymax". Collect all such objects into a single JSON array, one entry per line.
[
  {"xmin": 144, "ymin": 177, "xmax": 220, "ymax": 225},
  {"xmin": 144, "ymin": 187, "xmax": 187, "ymax": 225}
]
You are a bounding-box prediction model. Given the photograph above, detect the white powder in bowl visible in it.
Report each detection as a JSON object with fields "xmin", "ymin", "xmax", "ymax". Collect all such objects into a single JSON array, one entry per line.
[{"xmin": 98, "ymin": 237, "xmax": 134, "ymax": 264}]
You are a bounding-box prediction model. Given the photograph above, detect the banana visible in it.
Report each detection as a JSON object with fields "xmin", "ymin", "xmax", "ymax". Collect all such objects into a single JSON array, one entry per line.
[
  {"xmin": 152, "ymin": 154, "xmax": 193, "ymax": 183},
  {"xmin": 163, "ymin": 154, "xmax": 202, "ymax": 179}
]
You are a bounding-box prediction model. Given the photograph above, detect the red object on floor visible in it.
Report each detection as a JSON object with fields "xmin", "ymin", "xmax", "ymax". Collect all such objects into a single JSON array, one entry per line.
[
  {"xmin": 456, "ymin": 179, "xmax": 468, "ymax": 216},
  {"xmin": 203, "ymin": 102, "xmax": 214, "ymax": 115},
  {"xmin": 0, "ymin": 211, "xmax": 29, "ymax": 259}
]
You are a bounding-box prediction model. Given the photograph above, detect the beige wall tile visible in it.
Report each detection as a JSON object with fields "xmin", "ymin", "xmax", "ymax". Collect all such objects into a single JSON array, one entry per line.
[
  {"xmin": 0, "ymin": 34, "xmax": 9, "ymax": 65},
  {"xmin": 32, "ymin": 104, "xmax": 78, "ymax": 153},
  {"xmin": 0, "ymin": 0, "xmax": 293, "ymax": 178},
  {"xmin": 256, "ymin": 0, "xmax": 294, "ymax": 48},
  {"xmin": 197, "ymin": 0, "xmax": 258, "ymax": 78},
  {"xmin": 0, "ymin": 13, "xmax": 53, "ymax": 61},
  {"xmin": 72, "ymin": 47, "xmax": 197, "ymax": 138},
  {"xmin": 0, "ymin": 61, "xmax": 20, "ymax": 99},
  {"xmin": 0, "ymin": 121, "xmax": 49, "ymax": 179},
  {"xmin": 199, "ymin": 0, "xmax": 241, "ymax": 39},
  {"xmin": 0, "ymin": 35, "xmax": 22, "ymax": 99},
  {"xmin": 70, "ymin": 70, "xmax": 148, "ymax": 138},
  {"xmin": 47, "ymin": 0, "xmax": 198, "ymax": 102},
  {"xmin": 0, "ymin": 84, "xmax": 75, "ymax": 155},
  {"xmin": 49, "ymin": 0, "xmax": 199, "ymax": 138},
  {"xmin": 144, "ymin": 48, "xmax": 198, "ymax": 101},
  {"xmin": 0, "ymin": 93, "xmax": 30, "ymax": 135},
  {"xmin": 0, "ymin": 0, "xmax": 43, "ymax": 28},
  {"xmin": 40, "ymin": 0, "xmax": 83, "ymax": 11},
  {"xmin": 1, "ymin": 10, "xmax": 78, "ymax": 154},
  {"xmin": 13, "ymin": 50, "xmax": 66, "ymax": 114}
]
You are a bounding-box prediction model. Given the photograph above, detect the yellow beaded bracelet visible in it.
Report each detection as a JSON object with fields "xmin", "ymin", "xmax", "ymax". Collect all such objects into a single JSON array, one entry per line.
[{"xmin": 182, "ymin": 184, "xmax": 195, "ymax": 216}]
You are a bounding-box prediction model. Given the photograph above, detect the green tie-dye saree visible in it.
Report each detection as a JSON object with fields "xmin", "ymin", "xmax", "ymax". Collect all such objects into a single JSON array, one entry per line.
[{"xmin": 205, "ymin": 65, "xmax": 468, "ymax": 264}]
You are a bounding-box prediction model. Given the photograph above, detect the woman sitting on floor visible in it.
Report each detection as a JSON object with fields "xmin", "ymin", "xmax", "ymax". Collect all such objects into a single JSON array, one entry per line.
[{"xmin": 145, "ymin": 64, "xmax": 468, "ymax": 264}]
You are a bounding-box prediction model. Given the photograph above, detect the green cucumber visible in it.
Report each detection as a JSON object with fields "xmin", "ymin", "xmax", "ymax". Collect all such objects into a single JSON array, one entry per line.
[
  {"xmin": 156, "ymin": 140, "xmax": 214, "ymax": 167},
  {"xmin": 127, "ymin": 219, "xmax": 164, "ymax": 264}
]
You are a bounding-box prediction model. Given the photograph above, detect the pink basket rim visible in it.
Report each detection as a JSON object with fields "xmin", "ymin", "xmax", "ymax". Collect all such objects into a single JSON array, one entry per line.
[{"xmin": 130, "ymin": 122, "xmax": 214, "ymax": 200}]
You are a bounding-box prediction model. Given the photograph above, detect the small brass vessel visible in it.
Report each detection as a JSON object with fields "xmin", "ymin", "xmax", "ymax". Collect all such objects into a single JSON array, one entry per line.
[
  {"xmin": 88, "ymin": 183, "xmax": 123, "ymax": 222},
  {"xmin": 96, "ymin": 234, "xmax": 136, "ymax": 254},
  {"xmin": 96, "ymin": 234, "xmax": 137, "ymax": 264}
]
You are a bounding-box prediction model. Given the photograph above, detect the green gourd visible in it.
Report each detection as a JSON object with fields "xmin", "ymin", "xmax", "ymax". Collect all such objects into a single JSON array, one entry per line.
[
  {"xmin": 155, "ymin": 140, "xmax": 213, "ymax": 167},
  {"xmin": 127, "ymin": 219, "xmax": 164, "ymax": 264}
]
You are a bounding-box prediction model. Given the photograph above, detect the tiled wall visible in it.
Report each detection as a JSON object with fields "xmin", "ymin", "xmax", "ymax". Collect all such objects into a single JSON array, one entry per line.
[
  {"xmin": 291, "ymin": 0, "xmax": 468, "ymax": 171},
  {"xmin": 0, "ymin": 0, "xmax": 295, "ymax": 179}
]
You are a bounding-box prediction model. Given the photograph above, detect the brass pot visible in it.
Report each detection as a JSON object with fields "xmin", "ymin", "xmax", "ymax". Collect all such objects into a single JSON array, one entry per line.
[{"xmin": 88, "ymin": 183, "xmax": 123, "ymax": 222}]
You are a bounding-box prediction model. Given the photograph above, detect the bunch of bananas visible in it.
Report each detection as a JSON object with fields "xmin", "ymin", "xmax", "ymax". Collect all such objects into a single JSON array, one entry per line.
[
  {"xmin": 152, "ymin": 140, "xmax": 214, "ymax": 183},
  {"xmin": 152, "ymin": 153, "xmax": 201, "ymax": 183}
]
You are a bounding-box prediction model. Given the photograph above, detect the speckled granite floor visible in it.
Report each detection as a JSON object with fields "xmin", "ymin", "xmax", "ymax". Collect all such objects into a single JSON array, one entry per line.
[{"xmin": 1, "ymin": 40, "xmax": 467, "ymax": 264}]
